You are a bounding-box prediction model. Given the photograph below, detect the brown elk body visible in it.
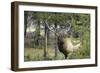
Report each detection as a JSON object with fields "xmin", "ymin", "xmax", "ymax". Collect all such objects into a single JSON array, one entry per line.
[{"xmin": 57, "ymin": 35, "xmax": 81, "ymax": 59}]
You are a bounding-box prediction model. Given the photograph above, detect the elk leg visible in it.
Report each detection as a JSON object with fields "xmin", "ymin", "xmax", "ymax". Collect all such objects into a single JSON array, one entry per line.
[{"xmin": 64, "ymin": 54, "xmax": 68, "ymax": 59}]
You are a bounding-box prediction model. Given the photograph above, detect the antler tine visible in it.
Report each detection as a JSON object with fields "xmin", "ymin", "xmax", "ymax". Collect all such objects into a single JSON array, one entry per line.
[
  {"xmin": 66, "ymin": 22, "xmax": 71, "ymax": 32},
  {"xmin": 45, "ymin": 17, "xmax": 59, "ymax": 36}
]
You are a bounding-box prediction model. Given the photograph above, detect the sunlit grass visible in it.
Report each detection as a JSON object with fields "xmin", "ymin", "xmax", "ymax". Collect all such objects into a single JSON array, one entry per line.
[
  {"xmin": 24, "ymin": 46, "xmax": 90, "ymax": 61},
  {"xmin": 24, "ymin": 48, "xmax": 65, "ymax": 61}
]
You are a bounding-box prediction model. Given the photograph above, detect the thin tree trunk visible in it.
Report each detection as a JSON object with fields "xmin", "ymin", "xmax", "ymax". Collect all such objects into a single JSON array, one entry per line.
[
  {"xmin": 54, "ymin": 23, "xmax": 58, "ymax": 58},
  {"xmin": 37, "ymin": 20, "xmax": 41, "ymax": 48},
  {"xmin": 24, "ymin": 12, "xmax": 28, "ymax": 38},
  {"xmin": 44, "ymin": 23, "xmax": 48, "ymax": 58}
]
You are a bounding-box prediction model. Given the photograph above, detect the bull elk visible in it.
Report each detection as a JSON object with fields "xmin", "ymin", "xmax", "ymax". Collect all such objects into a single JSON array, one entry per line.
[
  {"xmin": 57, "ymin": 34, "xmax": 81, "ymax": 59},
  {"xmin": 46, "ymin": 19, "xmax": 81, "ymax": 59}
]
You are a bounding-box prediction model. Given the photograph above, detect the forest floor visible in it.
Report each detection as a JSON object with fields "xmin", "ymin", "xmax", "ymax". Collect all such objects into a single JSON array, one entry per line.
[
  {"xmin": 24, "ymin": 48, "xmax": 65, "ymax": 61},
  {"xmin": 24, "ymin": 48, "xmax": 90, "ymax": 62}
]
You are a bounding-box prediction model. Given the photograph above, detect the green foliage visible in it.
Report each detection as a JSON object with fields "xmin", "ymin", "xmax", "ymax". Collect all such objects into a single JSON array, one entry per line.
[{"xmin": 24, "ymin": 11, "xmax": 90, "ymax": 60}]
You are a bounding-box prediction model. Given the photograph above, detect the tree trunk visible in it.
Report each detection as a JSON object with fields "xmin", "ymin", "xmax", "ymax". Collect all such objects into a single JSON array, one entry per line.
[
  {"xmin": 37, "ymin": 20, "xmax": 41, "ymax": 48},
  {"xmin": 24, "ymin": 12, "xmax": 28, "ymax": 38},
  {"xmin": 44, "ymin": 23, "xmax": 48, "ymax": 58},
  {"xmin": 54, "ymin": 23, "xmax": 58, "ymax": 58}
]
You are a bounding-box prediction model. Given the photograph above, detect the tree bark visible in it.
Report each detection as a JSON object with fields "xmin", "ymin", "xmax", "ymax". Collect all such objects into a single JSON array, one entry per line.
[
  {"xmin": 24, "ymin": 12, "xmax": 28, "ymax": 37},
  {"xmin": 54, "ymin": 23, "xmax": 58, "ymax": 58},
  {"xmin": 44, "ymin": 22, "xmax": 48, "ymax": 58}
]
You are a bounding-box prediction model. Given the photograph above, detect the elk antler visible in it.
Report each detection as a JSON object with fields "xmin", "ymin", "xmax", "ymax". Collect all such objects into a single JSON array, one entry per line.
[
  {"xmin": 45, "ymin": 16, "xmax": 72, "ymax": 37},
  {"xmin": 45, "ymin": 16, "xmax": 59, "ymax": 36}
]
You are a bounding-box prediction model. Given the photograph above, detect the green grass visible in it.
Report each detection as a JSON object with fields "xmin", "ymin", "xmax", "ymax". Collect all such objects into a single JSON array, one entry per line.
[
  {"xmin": 24, "ymin": 36, "xmax": 90, "ymax": 61},
  {"xmin": 24, "ymin": 46, "xmax": 90, "ymax": 61},
  {"xmin": 24, "ymin": 48, "xmax": 65, "ymax": 61}
]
